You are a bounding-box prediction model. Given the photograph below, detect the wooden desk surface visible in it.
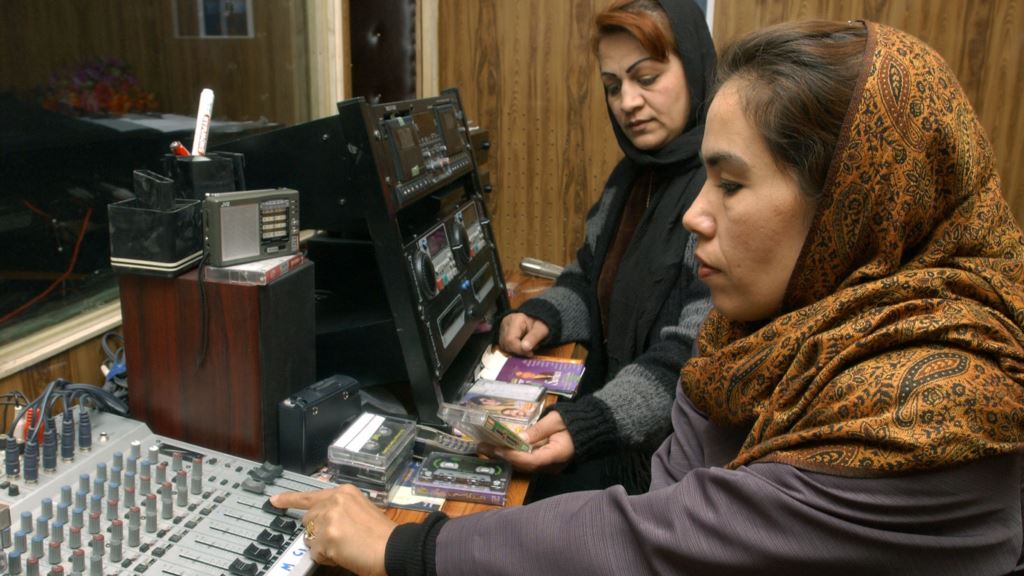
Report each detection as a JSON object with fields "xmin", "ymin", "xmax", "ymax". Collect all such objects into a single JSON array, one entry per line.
[{"xmin": 386, "ymin": 271, "xmax": 579, "ymax": 523}]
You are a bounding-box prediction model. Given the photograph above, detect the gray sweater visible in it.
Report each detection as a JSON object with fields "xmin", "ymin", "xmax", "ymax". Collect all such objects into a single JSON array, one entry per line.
[
  {"xmin": 519, "ymin": 201, "xmax": 711, "ymax": 463},
  {"xmin": 420, "ymin": 386, "xmax": 1024, "ymax": 575}
]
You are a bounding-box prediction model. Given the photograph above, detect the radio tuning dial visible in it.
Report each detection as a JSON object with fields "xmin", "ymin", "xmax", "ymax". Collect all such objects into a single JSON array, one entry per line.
[{"xmin": 413, "ymin": 251, "xmax": 438, "ymax": 299}]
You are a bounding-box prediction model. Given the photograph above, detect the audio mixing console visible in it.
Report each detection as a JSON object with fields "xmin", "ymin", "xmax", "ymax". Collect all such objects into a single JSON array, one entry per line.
[{"xmin": 0, "ymin": 409, "xmax": 332, "ymax": 576}]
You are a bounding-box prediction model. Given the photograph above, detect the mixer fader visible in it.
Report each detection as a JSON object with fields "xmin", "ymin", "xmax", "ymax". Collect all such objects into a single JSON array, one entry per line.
[{"xmin": 0, "ymin": 410, "xmax": 332, "ymax": 576}]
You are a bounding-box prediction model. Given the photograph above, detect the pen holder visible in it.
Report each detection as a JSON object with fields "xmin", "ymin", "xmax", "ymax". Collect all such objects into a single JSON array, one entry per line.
[
  {"xmin": 132, "ymin": 169, "xmax": 176, "ymax": 211},
  {"xmin": 108, "ymin": 195, "xmax": 203, "ymax": 277},
  {"xmin": 162, "ymin": 151, "xmax": 246, "ymax": 200}
]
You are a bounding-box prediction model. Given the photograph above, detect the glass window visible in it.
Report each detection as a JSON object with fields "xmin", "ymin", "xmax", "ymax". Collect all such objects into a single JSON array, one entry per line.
[{"xmin": 0, "ymin": 0, "xmax": 317, "ymax": 346}]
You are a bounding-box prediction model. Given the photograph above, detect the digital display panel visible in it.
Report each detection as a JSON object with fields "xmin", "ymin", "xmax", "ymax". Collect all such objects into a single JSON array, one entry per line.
[
  {"xmin": 459, "ymin": 203, "xmax": 486, "ymax": 258},
  {"xmin": 436, "ymin": 107, "xmax": 465, "ymax": 155},
  {"xmin": 412, "ymin": 111, "xmax": 437, "ymax": 139},
  {"xmin": 419, "ymin": 224, "xmax": 458, "ymax": 292},
  {"xmin": 384, "ymin": 117, "xmax": 424, "ymax": 182},
  {"xmin": 426, "ymin": 226, "xmax": 448, "ymax": 258}
]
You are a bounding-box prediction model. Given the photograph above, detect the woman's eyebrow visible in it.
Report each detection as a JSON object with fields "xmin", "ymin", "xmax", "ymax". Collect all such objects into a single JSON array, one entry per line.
[
  {"xmin": 601, "ymin": 56, "xmax": 656, "ymax": 77},
  {"xmin": 701, "ymin": 151, "xmax": 750, "ymax": 172}
]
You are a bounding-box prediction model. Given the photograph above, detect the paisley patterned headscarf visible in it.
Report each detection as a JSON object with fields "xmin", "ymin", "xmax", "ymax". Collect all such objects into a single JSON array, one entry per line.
[{"xmin": 682, "ymin": 22, "xmax": 1024, "ymax": 476}]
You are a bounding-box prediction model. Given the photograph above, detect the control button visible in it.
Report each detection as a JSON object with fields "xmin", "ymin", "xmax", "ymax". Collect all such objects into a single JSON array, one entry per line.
[
  {"xmin": 29, "ymin": 534, "xmax": 43, "ymax": 560},
  {"xmin": 227, "ymin": 558, "xmax": 258, "ymax": 576},
  {"xmin": 240, "ymin": 478, "xmax": 265, "ymax": 495},
  {"xmin": 248, "ymin": 468, "xmax": 276, "ymax": 483},
  {"xmin": 71, "ymin": 548, "xmax": 85, "ymax": 572},
  {"xmin": 256, "ymin": 529, "xmax": 284, "ymax": 549},
  {"xmin": 160, "ymin": 482, "xmax": 173, "ymax": 520},
  {"xmin": 89, "ymin": 534, "xmax": 104, "ymax": 556},
  {"xmin": 259, "ymin": 462, "xmax": 284, "ymax": 479},
  {"xmin": 40, "ymin": 498, "xmax": 54, "ymax": 519},
  {"xmin": 20, "ymin": 511, "xmax": 33, "ymax": 534},
  {"xmin": 110, "ymin": 519, "xmax": 123, "ymax": 542},
  {"xmin": 261, "ymin": 499, "xmax": 288, "ymax": 516},
  {"xmin": 243, "ymin": 543, "xmax": 273, "ymax": 563},
  {"xmin": 268, "ymin": 517, "xmax": 296, "ymax": 533}
]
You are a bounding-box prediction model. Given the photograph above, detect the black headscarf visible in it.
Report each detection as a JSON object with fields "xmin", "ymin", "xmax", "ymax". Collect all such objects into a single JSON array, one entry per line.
[
  {"xmin": 609, "ymin": 0, "xmax": 716, "ymax": 166},
  {"xmin": 599, "ymin": 0, "xmax": 716, "ymax": 379}
]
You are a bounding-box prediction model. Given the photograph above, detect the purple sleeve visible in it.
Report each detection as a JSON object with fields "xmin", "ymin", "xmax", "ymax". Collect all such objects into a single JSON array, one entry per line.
[{"xmin": 434, "ymin": 387, "xmax": 1024, "ymax": 575}]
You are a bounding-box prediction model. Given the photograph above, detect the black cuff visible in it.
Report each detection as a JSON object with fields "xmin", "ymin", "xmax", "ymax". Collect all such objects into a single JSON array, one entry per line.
[
  {"xmin": 384, "ymin": 512, "xmax": 448, "ymax": 576},
  {"xmin": 517, "ymin": 298, "xmax": 563, "ymax": 345},
  {"xmin": 552, "ymin": 395, "xmax": 619, "ymax": 462}
]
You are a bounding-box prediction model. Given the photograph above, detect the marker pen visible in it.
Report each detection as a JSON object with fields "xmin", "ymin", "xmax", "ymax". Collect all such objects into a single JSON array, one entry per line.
[{"xmin": 191, "ymin": 88, "xmax": 215, "ymax": 157}]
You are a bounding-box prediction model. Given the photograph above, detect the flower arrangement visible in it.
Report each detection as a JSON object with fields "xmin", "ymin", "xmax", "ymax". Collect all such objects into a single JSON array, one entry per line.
[{"xmin": 39, "ymin": 57, "xmax": 159, "ymax": 116}]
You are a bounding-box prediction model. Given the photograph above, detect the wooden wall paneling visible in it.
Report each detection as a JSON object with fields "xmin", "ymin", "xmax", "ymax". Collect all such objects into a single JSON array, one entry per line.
[
  {"xmin": 982, "ymin": 0, "xmax": 1024, "ymax": 219},
  {"xmin": 154, "ymin": 0, "xmax": 310, "ymax": 125},
  {"xmin": 439, "ymin": 0, "xmax": 623, "ymax": 274},
  {"xmin": 0, "ymin": 0, "xmax": 309, "ymax": 126},
  {"xmin": 0, "ymin": 334, "xmax": 109, "ymax": 431},
  {"xmin": 437, "ymin": 0, "xmax": 1023, "ymax": 276},
  {"xmin": 711, "ymin": 0, "xmax": 1024, "ymax": 225}
]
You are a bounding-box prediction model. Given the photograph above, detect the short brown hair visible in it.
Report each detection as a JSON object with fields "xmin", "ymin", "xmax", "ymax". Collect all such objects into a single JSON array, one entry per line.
[
  {"xmin": 715, "ymin": 21, "xmax": 867, "ymax": 199},
  {"xmin": 592, "ymin": 0, "xmax": 677, "ymax": 61}
]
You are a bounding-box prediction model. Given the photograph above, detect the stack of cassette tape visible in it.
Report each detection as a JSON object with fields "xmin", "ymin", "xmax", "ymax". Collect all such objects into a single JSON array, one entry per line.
[
  {"xmin": 413, "ymin": 452, "xmax": 512, "ymax": 505},
  {"xmin": 438, "ymin": 380, "xmax": 545, "ymax": 452},
  {"xmin": 328, "ymin": 411, "xmax": 416, "ymax": 506}
]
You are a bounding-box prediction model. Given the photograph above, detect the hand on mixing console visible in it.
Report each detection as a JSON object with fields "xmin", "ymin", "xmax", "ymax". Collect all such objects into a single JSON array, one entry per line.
[
  {"xmin": 272, "ymin": 484, "xmax": 396, "ymax": 576},
  {"xmin": 498, "ymin": 312, "xmax": 550, "ymax": 356}
]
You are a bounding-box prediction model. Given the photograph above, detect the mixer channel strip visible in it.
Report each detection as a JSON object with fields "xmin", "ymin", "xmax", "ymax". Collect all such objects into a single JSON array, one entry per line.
[{"xmin": 0, "ymin": 412, "xmax": 333, "ymax": 576}]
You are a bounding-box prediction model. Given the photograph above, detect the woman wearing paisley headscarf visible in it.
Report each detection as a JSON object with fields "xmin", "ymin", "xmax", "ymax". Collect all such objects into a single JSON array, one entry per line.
[{"xmin": 273, "ymin": 20, "xmax": 1024, "ymax": 575}]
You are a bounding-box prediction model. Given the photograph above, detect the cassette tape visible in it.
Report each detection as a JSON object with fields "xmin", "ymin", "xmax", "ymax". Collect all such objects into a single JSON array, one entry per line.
[
  {"xmin": 327, "ymin": 412, "xmax": 416, "ymax": 472},
  {"xmin": 329, "ymin": 442, "xmax": 412, "ymax": 488},
  {"xmin": 413, "ymin": 452, "xmax": 511, "ymax": 506},
  {"xmin": 438, "ymin": 403, "xmax": 532, "ymax": 452}
]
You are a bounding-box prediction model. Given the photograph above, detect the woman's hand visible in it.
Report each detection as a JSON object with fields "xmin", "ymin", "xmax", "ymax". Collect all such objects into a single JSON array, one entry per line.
[
  {"xmin": 487, "ymin": 411, "xmax": 575, "ymax": 473},
  {"xmin": 271, "ymin": 484, "xmax": 397, "ymax": 576},
  {"xmin": 498, "ymin": 313, "xmax": 550, "ymax": 356}
]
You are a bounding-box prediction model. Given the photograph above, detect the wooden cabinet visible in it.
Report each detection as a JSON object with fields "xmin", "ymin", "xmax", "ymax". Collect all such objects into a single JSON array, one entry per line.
[{"xmin": 118, "ymin": 262, "xmax": 315, "ymax": 461}]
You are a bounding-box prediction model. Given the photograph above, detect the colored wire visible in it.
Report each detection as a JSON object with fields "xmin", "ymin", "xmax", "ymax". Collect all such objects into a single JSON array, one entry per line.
[{"xmin": 0, "ymin": 207, "xmax": 92, "ymax": 325}]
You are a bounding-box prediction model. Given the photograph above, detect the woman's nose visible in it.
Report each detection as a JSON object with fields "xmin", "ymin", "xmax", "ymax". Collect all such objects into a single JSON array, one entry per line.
[
  {"xmin": 682, "ymin": 184, "xmax": 712, "ymax": 235},
  {"xmin": 619, "ymin": 82, "xmax": 643, "ymax": 113}
]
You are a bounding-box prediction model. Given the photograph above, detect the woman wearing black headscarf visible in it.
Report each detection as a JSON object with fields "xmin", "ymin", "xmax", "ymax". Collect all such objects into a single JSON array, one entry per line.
[{"xmin": 493, "ymin": 0, "xmax": 715, "ymax": 497}]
